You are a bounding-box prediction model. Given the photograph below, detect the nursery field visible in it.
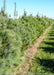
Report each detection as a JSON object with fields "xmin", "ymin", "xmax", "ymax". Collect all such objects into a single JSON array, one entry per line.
[{"xmin": 0, "ymin": 12, "xmax": 54, "ymax": 75}]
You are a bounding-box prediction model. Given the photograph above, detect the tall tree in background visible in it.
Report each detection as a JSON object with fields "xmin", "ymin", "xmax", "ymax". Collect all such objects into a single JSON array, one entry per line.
[
  {"xmin": 14, "ymin": 2, "xmax": 18, "ymax": 19},
  {"xmin": 0, "ymin": 0, "xmax": 6, "ymax": 16},
  {"xmin": 4, "ymin": 0, "xmax": 5, "ymax": 12}
]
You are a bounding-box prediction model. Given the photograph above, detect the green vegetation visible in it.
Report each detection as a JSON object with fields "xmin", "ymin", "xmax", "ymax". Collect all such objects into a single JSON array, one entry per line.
[
  {"xmin": 0, "ymin": 7, "xmax": 54, "ymax": 74},
  {"xmin": 29, "ymin": 25, "xmax": 54, "ymax": 75}
]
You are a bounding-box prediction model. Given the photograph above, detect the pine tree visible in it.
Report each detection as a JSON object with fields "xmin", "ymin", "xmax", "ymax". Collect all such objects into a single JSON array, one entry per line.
[
  {"xmin": 14, "ymin": 2, "xmax": 18, "ymax": 19},
  {"xmin": 4, "ymin": 0, "xmax": 5, "ymax": 12}
]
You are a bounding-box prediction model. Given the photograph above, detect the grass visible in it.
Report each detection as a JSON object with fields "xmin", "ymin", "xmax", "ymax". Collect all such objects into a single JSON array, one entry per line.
[{"xmin": 29, "ymin": 25, "xmax": 54, "ymax": 75}]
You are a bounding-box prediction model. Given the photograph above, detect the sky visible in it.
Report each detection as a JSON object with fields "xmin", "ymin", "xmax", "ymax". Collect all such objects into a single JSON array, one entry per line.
[{"xmin": 0, "ymin": 0, "xmax": 54, "ymax": 19}]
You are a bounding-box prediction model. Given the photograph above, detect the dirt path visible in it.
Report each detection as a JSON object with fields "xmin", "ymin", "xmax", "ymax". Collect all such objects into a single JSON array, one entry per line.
[{"xmin": 15, "ymin": 26, "xmax": 52, "ymax": 75}]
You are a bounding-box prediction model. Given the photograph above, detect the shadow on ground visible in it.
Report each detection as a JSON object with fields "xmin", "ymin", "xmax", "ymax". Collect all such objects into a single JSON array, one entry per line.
[
  {"xmin": 36, "ymin": 26, "xmax": 54, "ymax": 73},
  {"xmin": 40, "ymin": 47, "xmax": 54, "ymax": 53},
  {"xmin": 36, "ymin": 58, "xmax": 54, "ymax": 73},
  {"xmin": 40, "ymin": 27, "xmax": 54, "ymax": 53}
]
